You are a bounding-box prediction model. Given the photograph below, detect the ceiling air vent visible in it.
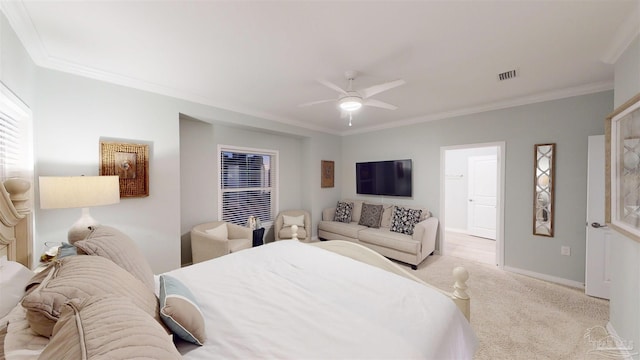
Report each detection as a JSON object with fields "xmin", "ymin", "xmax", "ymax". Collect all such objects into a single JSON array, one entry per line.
[{"xmin": 498, "ymin": 69, "xmax": 518, "ymax": 81}]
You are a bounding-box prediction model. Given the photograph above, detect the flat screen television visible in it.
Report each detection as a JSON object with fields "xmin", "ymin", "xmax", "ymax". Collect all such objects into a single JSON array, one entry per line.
[{"xmin": 356, "ymin": 159, "xmax": 412, "ymax": 197}]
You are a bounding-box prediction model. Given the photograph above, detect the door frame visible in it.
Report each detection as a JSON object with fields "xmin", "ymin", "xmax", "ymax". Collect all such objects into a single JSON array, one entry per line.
[{"xmin": 439, "ymin": 141, "xmax": 506, "ymax": 268}]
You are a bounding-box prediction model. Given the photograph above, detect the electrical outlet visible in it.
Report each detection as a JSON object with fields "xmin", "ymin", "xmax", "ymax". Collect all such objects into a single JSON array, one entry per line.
[{"xmin": 561, "ymin": 246, "xmax": 571, "ymax": 256}]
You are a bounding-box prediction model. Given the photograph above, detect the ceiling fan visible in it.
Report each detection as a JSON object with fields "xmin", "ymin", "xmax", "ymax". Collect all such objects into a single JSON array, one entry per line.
[{"xmin": 299, "ymin": 71, "xmax": 406, "ymax": 114}]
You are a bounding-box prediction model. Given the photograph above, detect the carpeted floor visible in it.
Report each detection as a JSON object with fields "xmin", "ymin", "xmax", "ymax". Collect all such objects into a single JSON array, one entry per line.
[{"xmin": 407, "ymin": 255, "xmax": 611, "ymax": 359}]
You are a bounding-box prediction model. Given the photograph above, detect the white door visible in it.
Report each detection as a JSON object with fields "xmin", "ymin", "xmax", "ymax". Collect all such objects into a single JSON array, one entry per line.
[
  {"xmin": 467, "ymin": 155, "xmax": 497, "ymax": 239},
  {"xmin": 586, "ymin": 135, "xmax": 611, "ymax": 299}
]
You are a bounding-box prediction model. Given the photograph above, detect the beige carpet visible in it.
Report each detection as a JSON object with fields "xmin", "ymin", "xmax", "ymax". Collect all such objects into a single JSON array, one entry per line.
[{"xmin": 407, "ymin": 255, "xmax": 611, "ymax": 359}]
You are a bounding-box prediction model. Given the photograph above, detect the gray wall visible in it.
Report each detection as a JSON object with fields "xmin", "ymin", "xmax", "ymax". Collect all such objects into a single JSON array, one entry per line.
[
  {"xmin": 342, "ymin": 91, "xmax": 612, "ymax": 283},
  {"xmin": 0, "ymin": 13, "xmax": 36, "ymax": 106},
  {"xmin": 3, "ymin": 8, "xmax": 343, "ymax": 272},
  {"xmin": 34, "ymin": 69, "xmax": 184, "ymax": 273},
  {"xmin": 610, "ymin": 35, "xmax": 640, "ymax": 359},
  {"xmin": 29, "ymin": 67, "xmax": 343, "ymax": 273},
  {"xmin": 179, "ymin": 116, "xmax": 308, "ymax": 265}
]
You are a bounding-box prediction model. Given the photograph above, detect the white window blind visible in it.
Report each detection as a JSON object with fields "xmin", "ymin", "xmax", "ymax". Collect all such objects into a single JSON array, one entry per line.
[
  {"xmin": 219, "ymin": 146, "xmax": 277, "ymax": 226},
  {"xmin": 0, "ymin": 83, "xmax": 32, "ymax": 180}
]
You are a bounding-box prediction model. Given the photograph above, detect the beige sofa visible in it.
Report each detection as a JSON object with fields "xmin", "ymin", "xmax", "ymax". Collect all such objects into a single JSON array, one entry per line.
[{"xmin": 318, "ymin": 200, "xmax": 438, "ymax": 269}]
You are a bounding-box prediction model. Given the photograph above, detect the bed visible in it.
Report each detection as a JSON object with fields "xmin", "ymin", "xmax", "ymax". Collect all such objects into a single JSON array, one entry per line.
[{"xmin": 0, "ymin": 178, "xmax": 477, "ymax": 359}]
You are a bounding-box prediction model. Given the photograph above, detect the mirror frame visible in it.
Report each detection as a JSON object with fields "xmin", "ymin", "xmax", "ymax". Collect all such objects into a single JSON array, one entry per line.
[
  {"xmin": 605, "ymin": 92, "xmax": 640, "ymax": 243},
  {"xmin": 533, "ymin": 143, "xmax": 555, "ymax": 237}
]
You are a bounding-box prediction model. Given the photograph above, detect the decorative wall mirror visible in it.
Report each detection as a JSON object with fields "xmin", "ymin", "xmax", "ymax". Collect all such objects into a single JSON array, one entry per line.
[
  {"xmin": 533, "ymin": 143, "xmax": 555, "ymax": 237},
  {"xmin": 606, "ymin": 93, "xmax": 640, "ymax": 242}
]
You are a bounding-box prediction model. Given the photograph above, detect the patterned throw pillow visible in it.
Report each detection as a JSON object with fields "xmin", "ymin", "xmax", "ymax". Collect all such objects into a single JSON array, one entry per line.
[
  {"xmin": 390, "ymin": 207, "xmax": 423, "ymax": 235},
  {"xmin": 333, "ymin": 201, "xmax": 354, "ymax": 223},
  {"xmin": 358, "ymin": 203, "xmax": 384, "ymax": 228}
]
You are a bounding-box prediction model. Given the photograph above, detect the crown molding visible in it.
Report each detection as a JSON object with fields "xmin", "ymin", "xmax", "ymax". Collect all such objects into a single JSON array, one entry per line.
[
  {"xmin": 0, "ymin": 0, "xmax": 48, "ymax": 66},
  {"xmin": 0, "ymin": 1, "xmax": 618, "ymax": 138},
  {"xmin": 341, "ymin": 81, "xmax": 614, "ymax": 136},
  {"xmin": 601, "ymin": 0, "xmax": 640, "ymax": 64},
  {"xmin": 44, "ymin": 55, "xmax": 340, "ymax": 135},
  {"xmin": 0, "ymin": 1, "xmax": 340, "ymax": 136}
]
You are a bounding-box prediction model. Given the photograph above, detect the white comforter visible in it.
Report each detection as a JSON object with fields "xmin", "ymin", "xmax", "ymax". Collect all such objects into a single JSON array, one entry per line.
[{"xmin": 164, "ymin": 240, "xmax": 477, "ymax": 359}]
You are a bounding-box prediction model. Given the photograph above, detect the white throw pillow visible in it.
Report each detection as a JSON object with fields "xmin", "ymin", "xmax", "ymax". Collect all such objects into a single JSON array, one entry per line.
[
  {"xmin": 205, "ymin": 224, "xmax": 228, "ymax": 239},
  {"xmin": 283, "ymin": 215, "xmax": 305, "ymax": 227},
  {"xmin": 0, "ymin": 259, "xmax": 35, "ymax": 318}
]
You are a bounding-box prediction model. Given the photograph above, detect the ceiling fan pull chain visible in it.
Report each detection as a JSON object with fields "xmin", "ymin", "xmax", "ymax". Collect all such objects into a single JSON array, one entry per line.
[{"xmin": 349, "ymin": 113, "xmax": 353, "ymax": 127}]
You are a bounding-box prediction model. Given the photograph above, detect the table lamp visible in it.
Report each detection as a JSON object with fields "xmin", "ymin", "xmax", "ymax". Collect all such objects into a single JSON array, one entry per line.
[{"xmin": 39, "ymin": 176, "xmax": 120, "ymax": 242}]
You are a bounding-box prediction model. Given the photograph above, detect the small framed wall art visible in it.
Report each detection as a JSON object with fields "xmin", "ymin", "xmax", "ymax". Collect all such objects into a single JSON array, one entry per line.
[
  {"xmin": 100, "ymin": 140, "xmax": 149, "ymax": 197},
  {"xmin": 321, "ymin": 160, "xmax": 334, "ymax": 188}
]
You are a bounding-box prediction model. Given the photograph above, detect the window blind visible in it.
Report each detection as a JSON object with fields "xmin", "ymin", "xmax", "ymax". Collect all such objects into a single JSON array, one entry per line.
[
  {"xmin": 0, "ymin": 84, "xmax": 32, "ymax": 180},
  {"xmin": 219, "ymin": 147, "xmax": 277, "ymax": 226}
]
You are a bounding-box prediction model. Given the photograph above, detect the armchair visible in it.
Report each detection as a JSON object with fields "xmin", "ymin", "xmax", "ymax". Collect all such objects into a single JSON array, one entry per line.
[
  {"xmin": 191, "ymin": 221, "xmax": 252, "ymax": 264},
  {"xmin": 274, "ymin": 210, "xmax": 311, "ymax": 241}
]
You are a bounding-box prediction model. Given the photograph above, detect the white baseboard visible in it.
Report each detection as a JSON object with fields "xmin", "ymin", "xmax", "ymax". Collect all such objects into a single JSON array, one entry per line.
[
  {"xmin": 445, "ymin": 227, "xmax": 468, "ymax": 234},
  {"xmin": 503, "ymin": 266, "xmax": 585, "ymax": 289},
  {"xmin": 605, "ymin": 322, "xmax": 638, "ymax": 359}
]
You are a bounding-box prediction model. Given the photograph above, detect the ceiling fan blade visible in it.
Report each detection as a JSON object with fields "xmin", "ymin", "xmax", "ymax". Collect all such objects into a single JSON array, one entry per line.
[
  {"xmin": 317, "ymin": 79, "xmax": 348, "ymax": 95},
  {"xmin": 363, "ymin": 98, "xmax": 398, "ymax": 110},
  {"xmin": 298, "ymin": 99, "xmax": 336, "ymax": 107},
  {"xmin": 359, "ymin": 79, "xmax": 406, "ymax": 99}
]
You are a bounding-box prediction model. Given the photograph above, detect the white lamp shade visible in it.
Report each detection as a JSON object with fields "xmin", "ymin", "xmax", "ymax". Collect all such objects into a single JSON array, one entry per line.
[{"xmin": 39, "ymin": 176, "xmax": 120, "ymax": 209}]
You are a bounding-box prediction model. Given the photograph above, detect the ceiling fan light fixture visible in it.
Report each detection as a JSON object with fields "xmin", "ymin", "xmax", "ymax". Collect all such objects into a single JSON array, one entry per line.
[{"xmin": 339, "ymin": 96, "xmax": 363, "ymax": 111}]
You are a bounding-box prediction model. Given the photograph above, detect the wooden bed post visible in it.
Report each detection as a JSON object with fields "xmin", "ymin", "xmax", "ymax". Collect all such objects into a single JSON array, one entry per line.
[
  {"xmin": 452, "ymin": 266, "xmax": 470, "ymax": 321},
  {"xmin": 1, "ymin": 178, "xmax": 32, "ymax": 268}
]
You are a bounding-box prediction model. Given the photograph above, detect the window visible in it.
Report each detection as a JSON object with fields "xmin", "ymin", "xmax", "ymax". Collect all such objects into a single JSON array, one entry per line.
[
  {"xmin": 0, "ymin": 83, "xmax": 32, "ymax": 180},
  {"xmin": 218, "ymin": 146, "xmax": 277, "ymax": 226}
]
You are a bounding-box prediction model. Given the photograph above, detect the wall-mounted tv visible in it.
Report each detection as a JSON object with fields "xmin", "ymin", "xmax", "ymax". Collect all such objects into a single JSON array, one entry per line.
[{"xmin": 356, "ymin": 159, "xmax": 412, "ymax": 197}]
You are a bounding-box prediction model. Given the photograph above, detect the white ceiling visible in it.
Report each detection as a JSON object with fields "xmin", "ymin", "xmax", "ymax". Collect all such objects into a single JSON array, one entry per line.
[{"xmin": 3, "ymin": 1, "xmax": 639, "ymax": 135}]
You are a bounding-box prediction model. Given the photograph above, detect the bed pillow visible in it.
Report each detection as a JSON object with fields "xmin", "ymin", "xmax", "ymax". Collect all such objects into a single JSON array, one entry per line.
[
  {"xmin": 21, "ymin": 255, "xmax": 160, "ymax": 337},
  {"xmin": 73, "ymin": 225, "xmax": 155, "ymax": 291},
  {"xmin": 40, "ymin": 296, "xmax": 181, "ymax": 359},
  {"xmin": 358, "ymin": 203, "xmax": 384, "ymax": 228},
  {"xmin": 159, "ymin": 275, "xmax": 206, "ymax": 345},
  {"xmin": 283, "ymin": 214, "xmax": 305, "ymax": 227},
  {"xmin": 333, "ymin": 201, "xmax": 354, "ymax": 223},
  {"xmin": 390, "ymin": 207, "xmax": 423, "ymax": 235},
  {"xmin": 0, "ymin": 260, "xmax": 34, "ymax": 319}
]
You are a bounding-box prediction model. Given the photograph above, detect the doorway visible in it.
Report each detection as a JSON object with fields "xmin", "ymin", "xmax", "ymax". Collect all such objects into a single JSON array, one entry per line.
[{"xmin": 440, "ymin": 142, "xmax": 505, "ymax": 267}]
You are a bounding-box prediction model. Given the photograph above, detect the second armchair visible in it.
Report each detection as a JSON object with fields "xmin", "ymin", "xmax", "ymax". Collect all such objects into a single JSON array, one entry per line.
[{"xmin": 274, "ymin": 210, "xmax": 311, "ymax": 241}]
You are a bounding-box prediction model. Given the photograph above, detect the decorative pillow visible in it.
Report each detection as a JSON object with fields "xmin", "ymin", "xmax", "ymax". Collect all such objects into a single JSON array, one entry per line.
[
  {"xmin": 390, "ymin": 207, "xmax": 423, "ymax": 235},
  {"xmin": 358, "ymin": 203, "xmax": 384, "ymax": 228},
  {"xmin": 159, "ymin": 275, "xmax": 206, "ymax": 345},
  {"xmin": 333, "ymin": 201, "xmax": 354, "ymax": 223},
  {"xmin": 21, "ymin": 255, "xmax": 160, "ymax": 337},
  {"xmin": 283, "ymin": 214, "xmax": 305, "ymax": 227},
  {"xmin": 380, "ymin": 205, "xmax": 395, "ymax": 228},
  {"xmin": 73, "ymin": 226, "xmax": 155, "ymax": 291},
  {"xmin": 0, "ymin": 261, "xmax": 34, "ymax": 319},
  {"xmin": 205, "ymin": 224, "xmax": 228, "ymax": 239},
  {"xmin": 349, "ymin": 200, "xmax": 364, "ymax": 224},
  {"xmin": 40, "ymin": 296, "xmax": 181, "ymax": 359}
]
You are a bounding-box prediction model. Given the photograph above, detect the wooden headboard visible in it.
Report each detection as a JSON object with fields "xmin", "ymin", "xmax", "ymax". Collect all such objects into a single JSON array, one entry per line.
[{"xmin": 0, "ymin": 178, "xmax": 32, "ymax": 268}]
